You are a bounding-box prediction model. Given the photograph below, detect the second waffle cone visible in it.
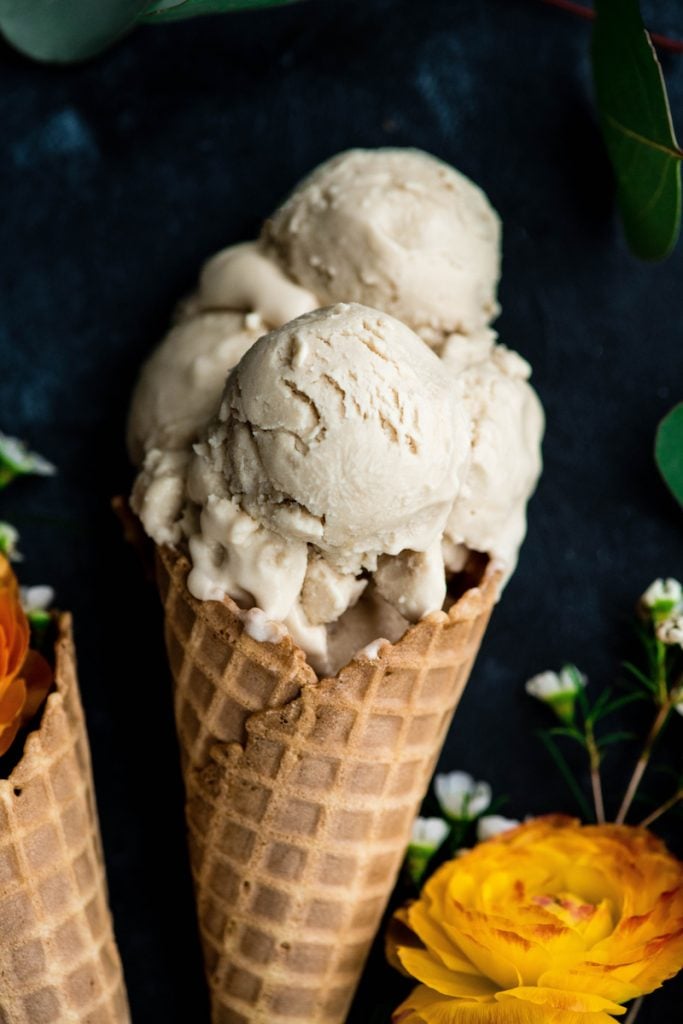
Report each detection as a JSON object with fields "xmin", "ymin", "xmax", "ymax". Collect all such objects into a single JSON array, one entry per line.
[{"xmin": 157, "ymin": 544, "xmax": 499, "ymax": 1024}]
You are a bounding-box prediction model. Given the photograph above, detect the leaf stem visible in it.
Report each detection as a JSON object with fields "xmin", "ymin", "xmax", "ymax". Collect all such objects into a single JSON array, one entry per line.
[
  {"xmin": 639, "ymin": 787, "xmax": 683, "ymax": 829},
  {"xmin": 616, "ymin": 699, "xmax": 673, "ymax": 824},
  {"xmin": 624, "ymin": 997, "xmax": 644, "ymax": 1024},
  {"xmin": 541, "ymin": 0, "xmax": 683, "ymax": 55},
  {"xmin": 585, "ymin": 721, "xmax": 606, "ymax": 824}
]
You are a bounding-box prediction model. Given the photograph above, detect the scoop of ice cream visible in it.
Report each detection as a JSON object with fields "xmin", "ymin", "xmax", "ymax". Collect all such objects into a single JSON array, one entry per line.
[
  {"xmin": 184, "ymin": 303, "xmax": 470, "ymax": 651},
  {"xmin": 441, "ymin": 337, "xmax": 544, "ymax": 577},
  {"xmin": 262, "ymin": 148, "xmax": 501, "ymax": 342},
  {"xmin": 197, "ymin": 242, "xmax": 317, "ymax": 327},
  {"xmin": 127, "ymin": 312, "xmax": 262, "ymax": 466},
  {"xmin": 193, "ymin": 302, "xmax": 467, "ymax": 567}
]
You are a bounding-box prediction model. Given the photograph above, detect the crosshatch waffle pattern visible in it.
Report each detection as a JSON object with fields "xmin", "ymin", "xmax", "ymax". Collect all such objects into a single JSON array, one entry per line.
[
  {"xmin": 157, "ymin": 546, "xmax": 499, "ymax": 1024},
  {"xmin": 0, "ymin": 615, "xmax": 130, "ymax": 1024}
]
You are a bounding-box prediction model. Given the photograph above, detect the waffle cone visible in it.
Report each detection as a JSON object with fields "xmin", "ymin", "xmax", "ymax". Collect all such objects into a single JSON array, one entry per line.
[
  {"xmin": 0, "ymin": 614, "xmax": 130, "ymax": 1024},
  {"xmin": 157, "ymin": 544, "xmax": 499, "ymax": 1024}
]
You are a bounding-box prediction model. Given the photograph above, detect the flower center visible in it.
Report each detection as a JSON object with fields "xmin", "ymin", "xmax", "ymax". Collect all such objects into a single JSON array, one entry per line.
[{"xmin": 533, "ymin": 892, "xmax": 598, "ymax": 927}]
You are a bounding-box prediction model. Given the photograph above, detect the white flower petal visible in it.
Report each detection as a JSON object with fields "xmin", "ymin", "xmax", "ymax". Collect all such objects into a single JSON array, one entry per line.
[
  {"xmin": 410, "ymin": 816, "xmax": 449, "ymax": 850},
  {"xmin": 642, "ymin": 578, "xmax": 683, "ymax": 609},
  {"xmin": 468, "ymin": 782, "xmax": 493, "ymax": 817},
  {"xmin": 434, "ymin": 771, "xmax": 491, "ymax": 819},
  {"xmin": 656, "ymin": 615, "xmax": 683, "ymax": 647},
  {"xmin": 0, "ymin": 433, "xmax": 56, "ymax": 477},
  {"xmin": 526, "ymin": 671, "xmax": 563, "ymax": 699},
  {"xmin": 20, "ymin": 585, "xmax": 55, "ymax": 613},
  {"xmin": 476, "ymin": 815, "xmax": 521, "ymax": 842},
  {"xmin": 0, "ymin": 522, "xmax": 22, "ymax": 561}
]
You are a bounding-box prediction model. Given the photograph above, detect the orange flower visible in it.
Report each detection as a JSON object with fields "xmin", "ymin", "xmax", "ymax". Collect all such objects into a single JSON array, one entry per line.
[
  {"xmin": 0, "ymin": 554, "xmax": 52, "ymax": 757},
  {"xmin": 388, "ymin": 816, "xmax": 683, "ymax": 1023}
]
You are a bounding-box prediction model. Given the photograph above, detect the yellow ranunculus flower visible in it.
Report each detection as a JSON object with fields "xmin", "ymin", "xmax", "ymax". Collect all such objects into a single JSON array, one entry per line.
[{"xmin": 388, "ymin": 816, "xmax": 683, "ymax": 1023}]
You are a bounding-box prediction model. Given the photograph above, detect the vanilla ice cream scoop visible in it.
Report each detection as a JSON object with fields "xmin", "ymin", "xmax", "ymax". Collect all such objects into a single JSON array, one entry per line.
[
  {"xmin": 441, "ymin": 337, "xmax": 544, "ymax": 578},
  {"xmin": 263, "ymin": 148, "xmax": 501, "ymax": 342},
  {"xmin": 188, "ymin": 303, "xmax": 468, "ymax": 594}
]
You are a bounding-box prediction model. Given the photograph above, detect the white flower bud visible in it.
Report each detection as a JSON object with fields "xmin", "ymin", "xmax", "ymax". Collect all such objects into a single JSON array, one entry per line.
[
  {"xmin": 0, "ymin": 433, "xmax": 56, "ymax": 482},
  {"xmin": 656, "ymin": 615, "xmax": 683, "ymax": 647},
  {"xmin": 641, "ymin": 578, "xmax": 683, "ymax": 609},
  {"xmin": 476, "ymin": 815, "xmax": 521, "ymax": 842},
  {"xmin": 434, "ymin": 771, "xmax": 492, "ymax": 821},
  {"xmin": 409, "ymin": 816, "xmax": 450, "ymax": 852},
  {"xmin": 20, "ymin": 585, "xmax": 55, "ymax": 613},
  {"xmin": 525, "ymin": 665, "xmax": 587, "ymax": 723},
  {"xmin": 0, "ymin": 522, "xmax": 22, "ymax": 561}
]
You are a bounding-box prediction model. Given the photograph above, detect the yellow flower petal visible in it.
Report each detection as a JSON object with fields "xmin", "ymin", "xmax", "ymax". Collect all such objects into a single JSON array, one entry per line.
[
  {"xmin": 496, "ymin": 985, "xmax": 625, "ymax": 1015},
  {"xmin": 394, "ymin": 984, "xmax": 621, "ymax": 1024},
  {"xmin": 397, "ymin": 948, "xmax": 498, "ymax": 1000},
  {"xmin": 407, "ymin": 901, "xmax": 482, "ymax": 975},
  {"xmin": 538, "ymin": 969, "xmax": 640, "ymax": 1006}
]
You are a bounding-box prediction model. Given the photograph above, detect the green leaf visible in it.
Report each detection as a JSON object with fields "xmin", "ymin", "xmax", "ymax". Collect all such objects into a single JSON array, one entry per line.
[
  {"xmin": 538, "ymin": 731, "xmax": 593, "ymax": 821},
  {"xmin": 599, "ymin": 691, "xmax": 649, "ymax": 715},
  {"xmin": 548, "ymin": 726, "xmax": 588, "ymax": 748},
  {"xmin": 655, "ymin": 402, "xmax": 683, "ymax": 507},
  {"xmin": 140, "ymin": 0, "xmax": 298, "ymax": 22},
  {"xmin": 0, "ymin": 0, "xmax": 148, "ymax": 61},
  {"xmin": 592, "ymin": 0, "xmax": 682, "ymax": 260},
  {"xmin": 597, "ymin": 730, "xmax": 636, "ymax": 748},
  {"xmin": 622, "ymin": 660, "xmax": 658, "ymax": 693}
]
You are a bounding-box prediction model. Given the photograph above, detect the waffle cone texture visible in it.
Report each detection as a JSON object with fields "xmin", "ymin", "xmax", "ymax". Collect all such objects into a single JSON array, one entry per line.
[
  {"xmin": 157, "ymin": 545, "xmax": 499, "ymax": 1024},
  {"xmin": 0, "ymin": 614, "xmax": 130, "ymax": 1024}
]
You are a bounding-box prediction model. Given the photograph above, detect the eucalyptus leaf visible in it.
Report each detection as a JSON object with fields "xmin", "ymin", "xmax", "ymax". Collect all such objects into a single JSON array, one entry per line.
[
  {"xmin": 592, "ymin": 0, "xmax": 682, "ymax": 260},
  {"xmin": 141, "ymin": 0, "xmax": 298, "ymax": 22},
  {"xmin": 655, "ymin": 402, "xmax": 683, "ymax": 507},
  {"xmin": 0, "ymin": 0, "xmax": 148, "ymax": 61}
]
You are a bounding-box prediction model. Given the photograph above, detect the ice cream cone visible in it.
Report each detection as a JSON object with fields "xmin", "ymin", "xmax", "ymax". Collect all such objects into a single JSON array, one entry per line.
[
  {"xmin": 0, "ymin": 614, "xmax": 130, "ymax": 1024},
  {"xmin": 157, "ymin": 544, "xmax": 499, "ymax": 1024}
]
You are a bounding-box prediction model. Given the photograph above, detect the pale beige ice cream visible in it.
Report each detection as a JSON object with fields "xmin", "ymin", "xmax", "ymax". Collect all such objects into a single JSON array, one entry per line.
[
  {"xmin": 128, "ymin": 244, "xmax": 317, "ymax": 545},
  {"xmin": 184, "ymin": 303, "xmax": 469, "ymax": 670},
  {"xmin": 262, "ymin": 148, "xmax": 501, "ymax": 343},
  {"xmin": 440, "ymin": 333, "xmax": 544, "ymax": 580},
  {"xmin": 128, "ymin": 147, "xmax": 543, "ymax": 674}
]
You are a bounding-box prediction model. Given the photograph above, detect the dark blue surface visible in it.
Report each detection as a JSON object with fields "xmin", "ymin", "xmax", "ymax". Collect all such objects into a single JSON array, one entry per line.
[{"xmin": 1, "ymin": 1, "xmax": 683, "ymax": 1020}]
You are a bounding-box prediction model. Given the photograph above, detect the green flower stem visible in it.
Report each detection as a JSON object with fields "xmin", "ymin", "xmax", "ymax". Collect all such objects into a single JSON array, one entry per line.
[
  {"xmin": 616, "ymin": 696, "xmax": 675, "ymax": 824},
  {"xmin": 655, "ymin": 637, "xmax": 668, "ymax": 705},
  {"xmin": 639, "ymin": 787, "xmax": 683, "ymax": 829},
  {"xmin": 585, "ymin": 721, "xmax": 606, "ymax": 824}
]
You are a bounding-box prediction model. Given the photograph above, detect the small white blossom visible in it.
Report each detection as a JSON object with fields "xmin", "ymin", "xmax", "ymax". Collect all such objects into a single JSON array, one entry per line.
[
  {"xmin": 641, "ymin": 578, "xmax": 683, "ymax": 610},
  {"xmin": 434, "ymin": 771, "xmax": 492, "ymax": 821},
  {"xmin": 0, "ymin": 522, "xmax": 22, "ymax": 561},
  {"xmin": 656, "ymin": 615, "xmax": 683, "ymax": 648},
  {"xmin": 526, "ymin": 665, "xmax": 587, "ymax": 723},
  {"xmin": 409, "ymin": 816, "xmax": 450, "ymax": 852},
  {"xmin": 405, "ymin": 816, "xmax": 450, "ymax": 886},
  {"xmin": 641, "ymin": 578, "xmax": 683, "ymax": 625},
  {"xmin": 0, "ymin": 433, "xmax": 56, "ymax": 485},
  {"xmin": 526, "ymin": 666, "xmax": 587, "ymax": 700},
  {"xmin": 476, "ymin": 815, "xmax": 521, "ymax": 842},
  {"xmin": 20, "ymin": 586, "xmax": 55, "ymax": 613}
]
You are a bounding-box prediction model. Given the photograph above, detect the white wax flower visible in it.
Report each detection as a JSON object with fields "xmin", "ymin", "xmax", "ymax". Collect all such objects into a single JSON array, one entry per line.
[
  {"xmin": 476, "ymin": 815, "xmax": 520, "ymax": 842},
  {"xmin": 20, "ymin": 585, "xmax": 55, "ymax": 613},
  {"xmin": 0, "ymin": 433, "xmax": 56, "ymax": 480},
  {"xmin": 526, "ymin": 666, "xmax": 587, "ymax": 700},
  {"xmin": 0, "ymin": 522, "xmax": 22, "ymax": 561},
  {"xmin": 525, "ymin": 665, "xmax": 587, "ymax": 723},
  {"xmin": 409, "ymin": 816, "xmax": 450, "ymax": 852},
  {"xmin": 656, "ymin": 615, "xmax": 683, "ymax": 648},
  {"xmin": 641, "ymin": 578, "xmax": 683, "ymax": 610},
  {"xmin": 434, "ymin": 771, "xmax": 492, "ymax": 821}
]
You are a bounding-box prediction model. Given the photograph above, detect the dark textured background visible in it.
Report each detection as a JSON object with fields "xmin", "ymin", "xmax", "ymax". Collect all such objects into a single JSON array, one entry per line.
[{"xmin": 1, "ymin": 0, "xmax": 683, "ymax": 1020}]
